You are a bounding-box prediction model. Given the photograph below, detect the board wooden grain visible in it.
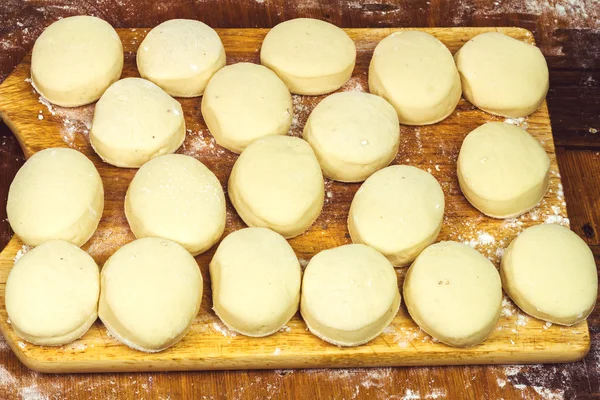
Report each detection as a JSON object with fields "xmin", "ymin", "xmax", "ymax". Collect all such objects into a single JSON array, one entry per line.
[{"xmin": 0, "ymin": 27, "xmax": 590, "ymax": 373}]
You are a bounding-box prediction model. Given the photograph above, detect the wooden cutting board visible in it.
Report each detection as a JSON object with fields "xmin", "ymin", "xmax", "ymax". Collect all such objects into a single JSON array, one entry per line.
[{"xmin": 0, "ymin": 27, "xmax": 589, "ymax": 373}]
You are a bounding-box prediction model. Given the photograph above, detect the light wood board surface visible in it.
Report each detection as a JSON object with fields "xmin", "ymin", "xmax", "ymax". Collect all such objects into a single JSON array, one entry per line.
[{"xmin": 0, "ymin": 27, "xmax": 589, "ymax": 373}]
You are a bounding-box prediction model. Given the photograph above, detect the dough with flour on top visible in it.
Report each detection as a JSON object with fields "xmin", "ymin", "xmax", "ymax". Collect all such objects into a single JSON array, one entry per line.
[
  {"xmin": 137, "ymin": 19, "xmax": 226, "ymax": 97},
  {"xmin": 501, "ymin": 224, "xmax": 597, "ymax": 326},
  {"xmin": 403, "ymin": 241, "xmax": 502, "ymax": 347},
  {"xmin": 228, "ymin": 135, "xmax": 324, "ymax": 238},
  {"xmin": 202, "ymin": 62, "xmax": 292, "ymax": 153},
  {"xmin": 125, "ymin": 154, "xmax": 226, "ymax": 256},
  {"xmin": 210, "ymin": 227, "xmax": 301, "ymax": 337},
  {"xmin": 260, "ymin": 18, "xmax": 356, "ymax": 95},
  {"xmin": 303, "ymin": 92, "xmax": 399, "ymax": 182},
  {"xmin": 99, "ymin": 237, "xmax": 202, "ymax": 353},
  {"xmin": 7, "ymin": 148, "xmax": 104, "ymax": 247},
  {"xmin": 90, "ymin": 77, "xmax": 185, "ymax": 168},
  {"xmin": 6, "ymin": 240, "xmax": 100, "ymax": 346},
  {"xmin": 457, "ymin": 122, "xmax": 550, "ymax": 218},
  {"xmin": 369, "ymin": 31, "xmax": 461, "ymax": 125},
  {"xmin": 301, "ymin": 244, "xmax": 400, "ymax": 347},
  {"xmin": 31, "ymin": 16, "xmax": 123, "ymax": 107},
  {"xmin": 454, "ymin": 32, "xmax": 549, "ymax": 117}
]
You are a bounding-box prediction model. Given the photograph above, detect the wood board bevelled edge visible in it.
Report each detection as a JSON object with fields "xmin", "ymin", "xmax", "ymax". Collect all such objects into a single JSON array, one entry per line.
[{"xmin": 0, "ymin": 27, "xmax": 591, "ymax": 373}]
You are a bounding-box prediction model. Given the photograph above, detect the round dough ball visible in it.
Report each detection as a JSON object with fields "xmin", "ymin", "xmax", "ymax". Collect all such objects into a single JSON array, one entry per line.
[
  {"xmin": 369, "ymin": 31, "xmax": 461, "ymax": 125},
  {"xmin": 403, "ymin": 241, "xmax": 502, "ymax": 347},
  {"xmin": 228, "ymin": 135, "xmax": 324, "ymax": 238},
  {"xmin": 125, "ymin": 154, "xmax": 226, "ymax": 256},
  {"xmin": 260, "ymin": 18, "xmax": 356, "ymax": 95},
  {"xmin": 457, "ymin": 122, "xmax": 550, "ymax": 218},
  {"xmin": 201, "ymin": 63, "xmax": 293, "ymax": 154},
  {"xmin": 90, "ymin": 77, "xmax": 186, "ymax": 168},
  {"xmin": 301, "ymin": 244, "xmax": 400, "ymax": 347},
  {"xmin": 6, "ymin": 240, "xmax": 99, "ymax": 346},
  {"xmin": 501, "ymin": 224, "xmax": 597, "ymax": 326},
  {"xmin": 454, "ymin": 32, "xmax": 549, "ymax": 118},
  {"xmin": 31, "ymin": 16, "xmax": 123, "ymax": 107},
  {"xmin": 99, "ymin": 237, "xmax": 202, "ymax": 352},
  {"xmin": 210, "ymin": 227, "xmax": 301, "ymax": 337},
  {"xmin": 303, "ymin": 92, "xmax": 400, "ymax": 182},
  {"xmin": 137, "ymin": 19, "xmax": 226, "ymax": 97},
  {"xmin": 7, "ymin": 148, "xmax": 104, "ymax": 247},
  {"xmin": 348, "ymin": 165, "xmax": 444, "ymax": 267}
]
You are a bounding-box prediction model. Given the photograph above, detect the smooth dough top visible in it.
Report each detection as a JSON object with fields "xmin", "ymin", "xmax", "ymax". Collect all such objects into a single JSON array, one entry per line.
[
  {"xmin": 230, "ymin": 135, "xmax": 324, "ymax": 229},
  {"xmin": 349, "ymin": 165, "xmax": 444, "ymax": 256},
  {"xmin": 458, "ymin": 122, "xmax": 550, "ymax": 202},
  {"xmin": 137, "ymin": 19, "xmax": 224, "ymax": 83},
  {"xmin": 210, "ymin": 227, "xmax": 301, "ymax": 335},
  {"xmin": 201, "ymin": 62, "xmax": 293, "ymax": 153},
  {"xmin": 502, "ymin": 224, "xmax": 597, "ymax": 324},
  {"xmin": 302, "ymin": 244, "xmax": 398, "ymax": 332},
  {"xmin": 100, "ymin": 237, "xmax": 202, "ymax": 352},
  {"xmin": 304, "ymin": 92, "xmax": 399, "ymax": 166},
  {"xmin": 125, "ymin": 154, "xmax": 225, "ymax": 255},
  {"xmin": 260, "ymin": 18, "xmax": 356, "ymax": 79},
  {"xmin": 90, "ymin": 77, "xmax": 185, "ymax": 167},
  {"xmin": 31, "ymin": 16, "xmax": 123, "ymax": 106},
  {"xmin": 5, "ymin": 240, "xmax": 99, "ymax": 343},
  {"xmin": 7, "ymin": 148, "xmax": 104, "ymax": 247},
  {"xmin": 369, "ymin": 31, "xmax": 460, "ymax": 116},
  {"xmin": 404, "ymin": 241, "xmax": 502, "ymax": 345},
  {"xmin": 454, "ymin": 32, "xmax": 549, "ymax": 117}
]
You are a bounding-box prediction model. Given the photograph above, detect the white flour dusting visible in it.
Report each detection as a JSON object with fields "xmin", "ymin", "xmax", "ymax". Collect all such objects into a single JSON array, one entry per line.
[{"xmin": 14, "ymin": 244, "xmax": 32, "ymax": 262}]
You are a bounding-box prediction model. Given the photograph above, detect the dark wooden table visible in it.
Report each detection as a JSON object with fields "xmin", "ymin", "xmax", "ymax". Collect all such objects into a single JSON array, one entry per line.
[{"xmin": 0, "ymin": 1, "xmax": 598, "ymax": 399}]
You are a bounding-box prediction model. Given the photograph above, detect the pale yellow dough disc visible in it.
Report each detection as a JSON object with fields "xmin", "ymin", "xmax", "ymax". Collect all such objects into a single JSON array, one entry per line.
[
  {"xmin": 348, "ymin": 165, "xmax": 445, "ymax": 267},
  {"xmin": 303, "ymin": 92, "xmax": 400, "ymax": 182},
  {"xmin": 260, "ymin": 18, "xmax": 356, "ymax": 95},
  {"xmin": 454, "ymin": 32, "xmax": 549, "ymax": 118},
  {"xmin": 125, "ymin": 154, "xmax": 226, "ymax": 256},
  {"xmin": 457, "ymin": 122, "xmax": 550, "ymax": 218},
  {"xmin": 202, "ymin": 62, "xmax": 293, "ymax": 154},
  {"xmin": 31, "ymin": 16, "xmax": 123, "ymax": 107},
  {"xmin": 5, "ymin": 240, "xmax": 100, "ymax": 346},
  {"xmin": 369, "ymin": 31, "xmax": 461, "ymax": 125},
  {"xmin": 210, "ymin": 227, "xmax": 301, "ymax": 337},
  {"xmin": 137, "ymin": 19, "xmax": 226, "ymax": 97},
  {"xmin": 90, "ymin": 77, "xmax": 186, "ymax": 168},
  {"xmin": 99, "ymin": 237, "xmax": 203, "ymax": 353},
  {"xmin": 228, "ymin": 135, "xmax": 324, "ymax": 238},
  {"xmin": 501, "ymin": 224, "xmax": 597, "ymax": 326},
  {"xmin": 403, "ymin": 241, "xmax": 502, "ymax": 347},
  {"xmin": 301, "ymin": 244, "xmax": 400, "ymax": 347},
  {"xmin": 7, "ymin": 148, "xmax": 104, "ymax": 247}
]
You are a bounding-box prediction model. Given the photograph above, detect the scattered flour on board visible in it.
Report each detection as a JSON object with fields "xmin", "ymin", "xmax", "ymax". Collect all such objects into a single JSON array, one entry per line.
[
  {"xmin": 37, "ymin": 95, "xmax": 94, "ymax": 148},
  {"xmin": 14, "ymin": 244, "xmax": 32, "ymax": 262}
]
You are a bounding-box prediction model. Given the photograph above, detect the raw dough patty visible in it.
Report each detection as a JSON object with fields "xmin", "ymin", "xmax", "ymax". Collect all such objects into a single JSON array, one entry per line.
[
  {"xmin": 90, "ymin": 77, "xmax": 186, "ymax": 168},
  {"xmin": 348, "ymin": 165, "xmax": 445, "ymax": 267},
  {"xmin": 125, "ymin": 154, "xmax": 226, "ymax": 256},
  {"xmin": 260, "ymin": 18, "xmax": 356, "ymax": 95},
  {"xmin": 137, "ymin": 19, "xmax": 226, "ymax": 97},
  {"xmin": 31, "ymin": 16, "xmax": 123, "ymax": 107},
  {"xmin": 454, "ymin": 32, "xmax": 549, "ymax": 118},
  {"xmin": 369, "ymin": 31, "xmax": 461, "ymax": 125},
  {"xmin": 7, "ymin": 148, "xmax": 104, "ymax": 247},
  {"xmin": 301, "ymin": 244, "xmax": 400, "ymax": 347},
  {"xmin": 403, "ymin": 241, "xmax": 502, "ymax": 347},
  {"xmin": 210, "ymin": 227, "xmax": 301, "ymax": 337},
  {"xmin": 202, "ymin": 62, "xmax": 293, "ymax": 153},
  {"xmin": 228, "ymin": 135, "xmax": 324, "ymax": 238},
  {"xmin": 6, "ymin": 240, "xmax": 100, "ymax": 346},
  {"xmin": 99, "ymin": 237, "xmax": 203, "ymax": 353},
  {"xmin": 303, "ymin": 92, "xmax": 399, "ymax": 182},
  {"xmin": 457, "ymin": 122, "xmax": 550, "ymax": 218},
  {"xmin": 501, "ymin": 224, "xmax": 597, "ymax": 326}
]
